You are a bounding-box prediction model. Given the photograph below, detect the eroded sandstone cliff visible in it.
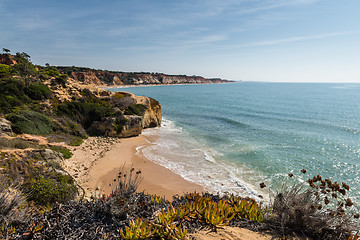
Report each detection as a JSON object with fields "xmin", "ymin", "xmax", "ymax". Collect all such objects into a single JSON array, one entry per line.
[
  {"xmin": 57, "ymin": 67, "xmax": 232, "ymax": 86},
  {"xmin": 47, "ymin": 77, "xmax": 162, "ymax": 138}
]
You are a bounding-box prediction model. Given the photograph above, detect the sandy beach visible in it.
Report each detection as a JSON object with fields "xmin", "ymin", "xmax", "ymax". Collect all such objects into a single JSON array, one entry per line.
[
  {"xmin": 63, "ymin": 135, "xmax": 279, "ymax": 240},
  {"xmin": 64, "ymin": 135, "xmax": 204, "ymax": 200}
]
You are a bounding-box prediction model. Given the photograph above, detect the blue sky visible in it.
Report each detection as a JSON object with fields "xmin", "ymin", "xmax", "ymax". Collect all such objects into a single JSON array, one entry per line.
[{"xmin": 1, "ymin": 0, "xmax": 359, "ymax": 82}]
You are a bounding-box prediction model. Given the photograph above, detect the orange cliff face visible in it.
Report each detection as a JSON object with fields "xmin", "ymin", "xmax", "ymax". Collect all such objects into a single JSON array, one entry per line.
[
  {"xmin": 70, "ymin": 71, "xmax": 124, "ymax": 86},
  {"xmin": 0, "ymin": 54, "xmax": 17, "ymax": 66},
  {"xmin": 63, "ymin": 68, "xmax": 233, "ymax": 86}
]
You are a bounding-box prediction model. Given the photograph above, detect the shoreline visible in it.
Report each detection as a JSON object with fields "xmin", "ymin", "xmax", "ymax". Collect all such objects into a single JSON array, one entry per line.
[
  {"xmin": 100, "ymin": 81, "xmax": 238, "ymax": 90},
  {"xmin": 64, "ymin": 135, "xmax": 204, "ymax": 200}
]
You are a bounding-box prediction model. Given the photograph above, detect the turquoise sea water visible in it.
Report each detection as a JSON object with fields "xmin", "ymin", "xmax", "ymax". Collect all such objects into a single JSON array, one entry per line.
[{"xmin": 109, "ymin": 82, "xmax": 360, "ymax": 207}]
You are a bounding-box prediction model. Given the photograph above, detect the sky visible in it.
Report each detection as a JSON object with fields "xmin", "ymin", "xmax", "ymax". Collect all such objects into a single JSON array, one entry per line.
[{"xmin": 1, "ymin": 0, "xmax": 360, "ymax": 82}]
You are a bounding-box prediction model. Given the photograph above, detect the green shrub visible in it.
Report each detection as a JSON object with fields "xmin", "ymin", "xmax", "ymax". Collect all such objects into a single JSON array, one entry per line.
[
  {"xmin": 22, "ymin": 174, "xmax": 77, "ymax": 206},
  {"xmin": 11, "ymin": 52, "xmax": 36, "ymax": 77},
  {"xmin": 0, "ymin": 64, "xmax": 11, "ymax": 78},
  {"xmin": 26, "ymin": 82, "xmax": 52, "ymax": 100},
  {"xmin": 44, "ymin": 66, "xmax": 60, "ymax": 77},
  {"xmin": 52, "ymin": 116, "xmax": 87, "ymax": 138},
  {"xmin": 0, "ymin": 78, "xmax": 30, "ymax": 113},
  {"xmin": 124, "ymin": 104, "xmax": 146, "ymax": 116},
  {"xmin": 49, "ymin": 146, "xmax": 72, "ymax": 159},
  {"xmin": 57, "ymin": 101, "xmax": 113, "ymax": 129},
  {"xmin": 7, "ymin": 110, "xmax": 54, "ymax": 135},
  {"xmin": 54, "ymin": 74, "xmax": 68, "ymax": 86},
  {"xmin": 69, "ymin": 137, "xmax": 84, "ymax": 146},
  {"xmin": 113, "ymin": 92, "xmax": 125, "ymax": 100}
]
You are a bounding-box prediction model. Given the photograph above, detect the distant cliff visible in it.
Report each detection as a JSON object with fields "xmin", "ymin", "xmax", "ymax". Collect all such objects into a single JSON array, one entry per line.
[{"xmin": 57, "ymin": 66, "xmax": 232, "ymax": 86}]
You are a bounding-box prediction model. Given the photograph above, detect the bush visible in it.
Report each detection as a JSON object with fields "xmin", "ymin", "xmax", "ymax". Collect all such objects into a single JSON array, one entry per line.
[
  {"xmin": 7, "ymin": 110, "xmax": 54, "ymax": 135},
  {"xmin": 57, "ymin": 100, "xmax": 113, "ymax": 129},
  {"xmin": 11, "ymin": 53, "xmax": 36, "ymax": 77},
  {"xmin": 0, "ymin": 78, "xmax": 30, "ymax": 113},
  {"xmin": 69, "ymin": 137, "xmax": 84, "ymax": 146},
  {"xmin": 0, "ymin": 64, "xmax": 11, "ymax": 78},
  {"xmin": 54, "ymin": 74, "xmax": 68, "ymax": 86},
  {"xmin": 0, "ymin": 179, "xmax": 29, "ymax": 234},
  {"xmin": 53, "ymin": 116, "xmax": 87, "ymax": 138},
  {"xmin": 44, "ymin": 66, "xmax": 60, "ymax": 77},
  {"xmin": 22, "ymin": 174, "xmax": 77, "ymax": 206},
  {"xmin": 26, "ymin": 82, "xmax": 52, "ymax": 100},
  {"xmin": 124, "ymin": 104, "xmax": 146, "ymax": 116},
  {"xmin": 113, "ymin": 92, "xmax": 125, "ymax": 100},
  {"xmin": 49, "ymin": 146, "xmax": 73, "ymax": 159},
  {"xmin": 270, "ymin": 172, "xmax": 359, "ymax": 239}
]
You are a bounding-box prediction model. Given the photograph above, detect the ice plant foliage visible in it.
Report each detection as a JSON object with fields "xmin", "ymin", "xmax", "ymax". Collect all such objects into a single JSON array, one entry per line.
[{"xmin": 120, "ymin": 217, "xmax": 156, "ymax": 240}]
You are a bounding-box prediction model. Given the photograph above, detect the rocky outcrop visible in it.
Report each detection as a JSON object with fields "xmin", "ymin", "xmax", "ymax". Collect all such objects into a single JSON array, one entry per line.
[
  {"xmin": 46, "ymin": 75, "xmax": 162, "ymax": 138},
  {"xmin": 87, "ymin": 93, "xmax": 162, "ymax": 138},
  {"xmin": 87, "ymin": 115, "xmax": 143, "ymax": 138},
  {"xmin": 46, "ymin": 77, "xmax": 111, "ymax": 102},
  {"xmin": 133, "ymin": 95, "xmax": 162, "ymax": 128},
  {"xmin": 57, "ymin": 67, "xmax": 233, "ymax": 86},
  {"xmin": 0, "ymin": 118, "xmax": 13, "ymax": 136},
  {"xmin": 119, "ymin": 115, "xmax": 143, "ymax": 137}
]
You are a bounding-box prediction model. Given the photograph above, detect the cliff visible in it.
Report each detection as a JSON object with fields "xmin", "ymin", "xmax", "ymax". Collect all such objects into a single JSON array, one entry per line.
[
  {"xmin": 0, "ymin": 54, "xmax": 17, "ymax": 66},
  {"xmin": 57, "ymin": 66, "xmax": 232, "ymax": 86},
  {"xmin": 0, "ymin": 50, "xmax": 162, "ymax": 212},
  {"xmin": 45, "ymin": 77, "xmax": 162, "ymax": 138},
  {"xmin": 0, "ymin": 52, "xmax": 162, "ymax": 140}
]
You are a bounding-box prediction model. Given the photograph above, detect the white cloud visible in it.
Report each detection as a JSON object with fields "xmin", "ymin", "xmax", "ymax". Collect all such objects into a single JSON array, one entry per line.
[{"xmin": 243, "ymin": 31, "xmax": 358, "ymax": 47}]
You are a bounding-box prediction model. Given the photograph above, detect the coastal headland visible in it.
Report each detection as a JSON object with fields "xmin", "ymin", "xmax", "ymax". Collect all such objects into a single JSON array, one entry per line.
[{"xmin": 0, "ymin": 52, "xmax": 358, "ymax": 239}]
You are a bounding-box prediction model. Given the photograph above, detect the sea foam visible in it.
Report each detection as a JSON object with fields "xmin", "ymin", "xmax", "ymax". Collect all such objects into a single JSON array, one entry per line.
[{"xmin": 139, "ymin": 119, "xmax": 267, "ymax": 202}]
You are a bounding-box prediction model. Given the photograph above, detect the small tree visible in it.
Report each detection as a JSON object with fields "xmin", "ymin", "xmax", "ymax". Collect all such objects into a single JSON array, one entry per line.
[
  {"xmin": 12, "ymin": 52, "xmax": 36, "ymax": 78},
  {"xmin": 2, "ymin": 48, "xmax": 10, "ymax": 54}
]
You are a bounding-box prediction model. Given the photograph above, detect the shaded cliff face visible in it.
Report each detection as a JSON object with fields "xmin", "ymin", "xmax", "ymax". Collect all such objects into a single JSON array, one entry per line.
[{"xmin": 57, "ymin": 67, "xmax": 232, "ymax": 86}]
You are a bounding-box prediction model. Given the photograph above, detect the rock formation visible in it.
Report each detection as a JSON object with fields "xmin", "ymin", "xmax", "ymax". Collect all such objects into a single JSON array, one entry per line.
[
  {"xmin": 86, "ymin": 93, "xmax": 162, "ymax": 138},
  {"xmin": 47, "ymin": 78, "xmax": 162, "ymax": 138},
  {"xmin": 0, "ymin": 118, "xmax": 13, "ymax": 136}
]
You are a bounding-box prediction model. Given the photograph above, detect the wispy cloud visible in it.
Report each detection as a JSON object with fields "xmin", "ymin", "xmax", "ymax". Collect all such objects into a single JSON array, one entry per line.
[
  {"xmin": 242, "ymin": 31, "xmax": 358, "ymax": 47},
  {"xmin": 232, "ymin": 0, "xmax": 318, "ymax": 15}
]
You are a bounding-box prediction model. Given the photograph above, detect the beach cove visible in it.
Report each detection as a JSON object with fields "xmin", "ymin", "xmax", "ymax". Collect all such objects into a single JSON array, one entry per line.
[
  {"xmin": 109, "ymin": 82, "xmax": 360, "ymax": 208},
  {"xmin": 64, "ymin": 135, "xmax": 204, "ymax": 200}
]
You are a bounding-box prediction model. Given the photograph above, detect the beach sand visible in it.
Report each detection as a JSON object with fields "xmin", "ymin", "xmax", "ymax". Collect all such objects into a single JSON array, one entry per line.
[
  {"xmin": 64, "ymin": 135, "xmax": 204, "ymax": 200},
  {"xmin": 62, "ymin": 135, "xmax": 287, "ymax": 240}
]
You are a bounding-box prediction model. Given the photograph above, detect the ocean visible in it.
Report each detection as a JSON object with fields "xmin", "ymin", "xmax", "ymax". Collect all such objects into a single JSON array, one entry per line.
[{"xmin": 108, "ymin": 82, "xmax": 360, "ymax": 207}]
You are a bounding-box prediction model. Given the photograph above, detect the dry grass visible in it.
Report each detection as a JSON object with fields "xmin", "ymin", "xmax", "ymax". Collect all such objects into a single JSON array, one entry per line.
[
  {"xmin": 269, "ymin": 171, "xmax": 359, "ymax": 240},
  {"xmin": 0, "ymin": 177, "xmax": 29, "ymax": 234}
]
